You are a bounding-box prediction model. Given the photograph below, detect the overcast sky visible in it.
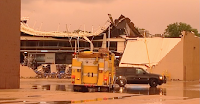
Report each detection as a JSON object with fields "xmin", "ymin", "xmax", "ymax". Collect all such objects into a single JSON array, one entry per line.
[{"xmin": 21, "ymin": 0, "xmax": 200, "ymax": 34}]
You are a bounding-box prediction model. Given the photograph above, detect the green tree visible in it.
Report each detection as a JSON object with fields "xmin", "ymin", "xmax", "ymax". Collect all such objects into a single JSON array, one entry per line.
[{"xmin": 164, "ymin": 22, "xmax": 199, "ymax": 38}]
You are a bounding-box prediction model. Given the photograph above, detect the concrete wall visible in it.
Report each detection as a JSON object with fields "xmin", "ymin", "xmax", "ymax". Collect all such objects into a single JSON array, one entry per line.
[
  {"xmin": 183, "ymin": 32, "xmax": 200, "ymax": 81},
  {"xmin": 117, "ymin": 41, "xmax": 125, "ymax": 53},
  {"xmin": 0, "ymin": 0, "xmax": 20, "ymax": 88},
  {"xmin": 20, "ymin": 65, "xmax": 37, "ymax": 78},
  {"xmin": 152, "ymin": 40, "xmax": 183, "ymax": 80},
  {"xmin": 150, "ymin": 32, "xmax": 199, "ymax": 81}
]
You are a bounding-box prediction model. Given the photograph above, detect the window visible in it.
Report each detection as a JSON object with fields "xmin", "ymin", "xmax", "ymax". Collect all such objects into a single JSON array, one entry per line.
[
  {"xmin": 49, "ymin": 42, "xmax": 58, "ymax": 46},
  {"xmin": 26, "ymin": 41, "xmax": 37, "ymax": 46},
  {"xmin": 136, "ymin": 68, "xmax": 144, "ymax": 74}
]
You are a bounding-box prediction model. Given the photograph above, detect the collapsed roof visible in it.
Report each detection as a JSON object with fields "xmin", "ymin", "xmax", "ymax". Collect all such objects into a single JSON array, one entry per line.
[
  {"xmin": 90, "ymin": 14, "xmax": 143, "ymax": 40},
  {"xmin": 107, "ymin": 14, "xmax": 142, "ymax": 37},
  {"xmin": 21, "ymin": 14, "xmax": 143, "ymax": 39}
]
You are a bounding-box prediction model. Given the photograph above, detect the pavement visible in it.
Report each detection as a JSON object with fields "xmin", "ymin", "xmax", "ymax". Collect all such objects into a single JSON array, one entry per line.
[{"xmin": 0, "ymin": 79, "xmax": 199, "ymax": 104}]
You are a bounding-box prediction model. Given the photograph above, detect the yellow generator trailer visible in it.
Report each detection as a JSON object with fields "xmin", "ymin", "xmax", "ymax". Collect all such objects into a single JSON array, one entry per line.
[{"xmin": 71, "ymin": 50, "xmax": 116, "ymax": 92}]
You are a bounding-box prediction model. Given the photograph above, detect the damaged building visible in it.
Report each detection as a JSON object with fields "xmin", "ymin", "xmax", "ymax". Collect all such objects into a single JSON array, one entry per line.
[
  {"xmin": 20, "ymin": 14, "xmax": 199, "ymax": 81},
  {"xmin": 20, "ymin": 14, "xmax": 143, "ymax": 65},
  {"xmin": 19, "ymin": 14, "xmax": 143, "ymax": 78}
]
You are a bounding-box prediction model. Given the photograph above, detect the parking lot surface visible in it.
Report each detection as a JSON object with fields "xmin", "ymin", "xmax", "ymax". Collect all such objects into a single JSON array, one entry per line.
[{"xmin": 0, "ymin": 79, "xmax": 199, "ymax": 104}]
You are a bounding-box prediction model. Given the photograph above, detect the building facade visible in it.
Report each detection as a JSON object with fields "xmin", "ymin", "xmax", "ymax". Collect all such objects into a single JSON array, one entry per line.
[{"xmin": 0, "ymin": 0, "xmax": 20, "ymax": 89}]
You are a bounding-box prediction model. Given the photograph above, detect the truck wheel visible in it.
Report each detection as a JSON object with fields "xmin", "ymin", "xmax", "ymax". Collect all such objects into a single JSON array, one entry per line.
[{"xmin": 149, "ymin": 79, "xmax": 158, "ymax": 87}]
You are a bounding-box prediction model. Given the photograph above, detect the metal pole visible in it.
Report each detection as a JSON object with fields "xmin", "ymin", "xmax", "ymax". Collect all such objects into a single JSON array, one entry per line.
[
  {"xmin": 75, "ymin": 40, "xmax": 77, "ymax": 53},
  {"xmin": 66, "ymin": 24, "xmax": 68, "ymax": 32},
  {"xmin": 108, "ymin": 26, "xmax": 110, "ymax": 50},
  {"xmin": 77, "ymin": 37, "xmax": 80, "ymax": 53},
  {"xmin": 144, "ymin": 32, "xmax": 152, "ymax": 72}
]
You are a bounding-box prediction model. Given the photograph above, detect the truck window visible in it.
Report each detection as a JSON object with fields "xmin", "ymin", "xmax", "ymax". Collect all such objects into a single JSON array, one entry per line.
[{"xmin": 136, "ymin": 68, "xmax": 144, "ymax": 74}]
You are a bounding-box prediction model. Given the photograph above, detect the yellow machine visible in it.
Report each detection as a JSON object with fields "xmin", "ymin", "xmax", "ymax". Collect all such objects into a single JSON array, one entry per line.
[{"xmin": 71, "ymin": 49, "xmax": 116, "ymax": 92}]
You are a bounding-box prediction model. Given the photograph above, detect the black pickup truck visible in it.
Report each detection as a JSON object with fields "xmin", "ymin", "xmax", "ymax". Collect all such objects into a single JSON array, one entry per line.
[{"xmin": 115, "ymin": 67, "xmax": 166, "ymax": 87}]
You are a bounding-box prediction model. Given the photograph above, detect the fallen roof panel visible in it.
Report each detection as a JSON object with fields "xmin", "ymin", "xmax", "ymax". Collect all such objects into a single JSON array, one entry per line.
[{"xmin": 119, "ymin": 38, "xmax": 181, "ymax": 68}]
